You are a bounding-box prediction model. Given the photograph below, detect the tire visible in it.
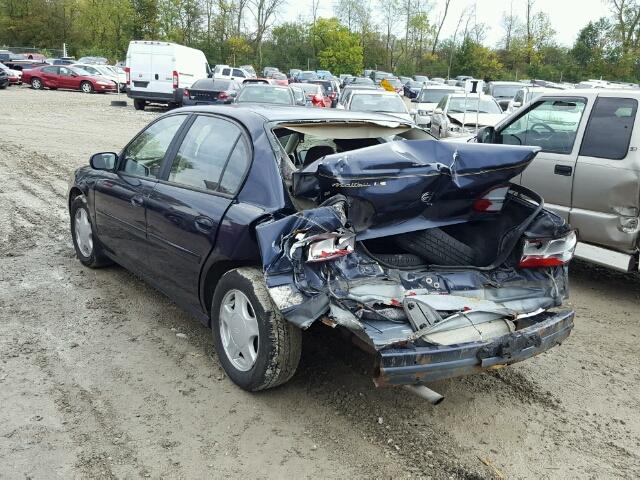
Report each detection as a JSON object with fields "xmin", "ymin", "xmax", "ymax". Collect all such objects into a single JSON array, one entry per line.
[
  {"xmin": 80, "ymin": 81, "xmax": 94, "ymax": 94},
  {"xmin": 395, "ymin": 228, "xmax": 476, "ymax": 266},
  {"xmin": 133, "ymin": 99, "xmax": 146, "ymax": 110},
  {"xmin": 367, "ymin": 253, "xmax": 426, "ymax": 268},
  {"xmin": 31, "ymin": 77, "xmax": 43, "ymax": 90},
  {"xmin": 211, "ymin": 267, "xmax": 302, "ymax": 392},
  {"xmin": 69, "ymin": 195, "xmax": 113, "ymax": 268}
]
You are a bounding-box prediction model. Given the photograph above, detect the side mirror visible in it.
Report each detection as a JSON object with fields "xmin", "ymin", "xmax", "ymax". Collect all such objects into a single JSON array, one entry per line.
[
  {"xmin": 90, "ymin": 152, "xmax": 117, "ymax": 171},
  {"xmin": 434, "ymin": 108, "xmax": 443, "ymax": 114},
  {"xmin": 476, "ymin": 126, "xmax": 495, "ymax": 144}
]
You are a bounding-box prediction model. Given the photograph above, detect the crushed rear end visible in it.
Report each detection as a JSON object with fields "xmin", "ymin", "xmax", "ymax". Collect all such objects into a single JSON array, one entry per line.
[{"xmin": 256, "ymin": 140, "xmax": 576, "ymax": 387}]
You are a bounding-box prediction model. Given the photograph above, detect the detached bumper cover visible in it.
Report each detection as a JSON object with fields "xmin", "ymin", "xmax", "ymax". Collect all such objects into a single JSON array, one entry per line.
[{"xmin": 374, "ymin": 309, "xmax": 574, "ymax": 386}]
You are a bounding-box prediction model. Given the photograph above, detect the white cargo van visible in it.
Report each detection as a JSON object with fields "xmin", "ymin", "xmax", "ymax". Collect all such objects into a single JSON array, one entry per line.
[{"xmin": 125, "ymin": 40, "xmax": 210, "ymax": 110}]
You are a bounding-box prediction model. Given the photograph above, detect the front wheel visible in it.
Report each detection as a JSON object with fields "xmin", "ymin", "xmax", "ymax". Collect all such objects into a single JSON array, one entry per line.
[
  {"xmin": 70, "ymin": 195, "xmax": 113, "ymax": 268},
  {"xmin": 211, "ymin": 267, "xmax": 302, "ymax": 391},
  {"xmin": 80, "ymin": 81, "xmax": 94, "ymax": 94}
]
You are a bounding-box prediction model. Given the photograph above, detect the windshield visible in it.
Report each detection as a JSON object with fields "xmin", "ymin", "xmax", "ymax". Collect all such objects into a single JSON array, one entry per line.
[
  {"xmin": 387, "ymin": 79, "xmax": 402, "ymax": 88},
  {"xmin": 272, "ymin": 72, "xmax": 287, "ymax": 80},
  {"xmin": 300, "ymin": 83, "xmax": 321, "ymax": 95},
  {"xmin": 448, "ymin": 97, "xmax": 502, "ymax": 114},
  {"xmin": 70, "ymin": 67, "xmax": 92, "ymax": 76},
  {"xmin": 418, "ymin": 89, "xmax": 457, "ymax": 103},
  {"xmin": 350, "ymin": 94, "xmax": 407, "ymax": 113},
  {"xmin": 298, "ymin": 71, "xmax": 317, "ymax": 80},
  {"xmin": 236, "ymin": 86, "xmax": 292, "ymax": 105},
  {"xmin": 353, "ymin": 77, "xmax": 373, "ymax": 85},
  {"xmin": 492, "ymin": 85, "xmax": 521, "ymax": 98},
  {"xmin": 415, "ymin": 75, "xmax": 428, "ymax": 83}
]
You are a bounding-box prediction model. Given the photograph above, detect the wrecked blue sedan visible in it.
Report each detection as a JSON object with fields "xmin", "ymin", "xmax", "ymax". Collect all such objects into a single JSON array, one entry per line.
[{"xmin": 69, "ymin": 105, "xmax": 576, "ymax": 397}]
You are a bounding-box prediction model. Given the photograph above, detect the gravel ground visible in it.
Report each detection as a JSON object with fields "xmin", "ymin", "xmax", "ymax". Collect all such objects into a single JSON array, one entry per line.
[{"xmin": 1, "ymin": 87, "xmax": 639, "ymax": 480}]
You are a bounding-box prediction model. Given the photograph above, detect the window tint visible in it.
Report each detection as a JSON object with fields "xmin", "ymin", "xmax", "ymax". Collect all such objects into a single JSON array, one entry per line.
[
  {"xmin": 222, "ymin": 68, "xmax": 231, "ymax": 76},
  {"xmin": 42, "ymin": 66, "xmax": 58, "ymax": 74},
  {"xmin": 580, "ymin": 97, "xmax": 637, "ymax": 160},
  {"xmin": 59, "ymin": 67, "xmax": 73, "ymax": 76},
  {"xmin": 232, "ymin": 68, "xmax": 244, "ymax": 77},
  {"xmin": 169, "ymin": 116, "xmax": 242, "ymax": 192},
  {"xmin": 122, "ymin": 115, "xmax": 186, "ymax": 178},
  {"xmin": 499, "ymin": 98, "xmax": 586, "ymax": 154}
]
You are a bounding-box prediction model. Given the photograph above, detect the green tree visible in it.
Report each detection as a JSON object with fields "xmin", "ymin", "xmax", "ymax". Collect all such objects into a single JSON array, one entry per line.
[{"xmin": 311, "ymin": 17, "xmax": 363, "ymax": 74}]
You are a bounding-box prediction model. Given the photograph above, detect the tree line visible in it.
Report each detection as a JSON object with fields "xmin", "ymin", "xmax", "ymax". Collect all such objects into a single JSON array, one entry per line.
[{"xmin": 1, "ymin": 0, "xmax": 640, "ymax": 82}]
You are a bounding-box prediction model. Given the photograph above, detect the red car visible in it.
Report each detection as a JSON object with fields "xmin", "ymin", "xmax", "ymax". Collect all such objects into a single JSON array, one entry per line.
[
  {"xmin": 270, "ymin": 72, "xmax": 289, "ymax": 86},
  {"xmin": 298, "ymin": 83, "xmax": 332, "ymax": 107},
  {"xmin": 22, "ymin": 65, "xmax": 117, "ymax": 93}
]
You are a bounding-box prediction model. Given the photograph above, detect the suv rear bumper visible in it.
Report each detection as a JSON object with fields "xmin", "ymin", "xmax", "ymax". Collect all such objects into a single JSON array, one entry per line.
[{"xmin": 374, "ymin": 310, "xmax": 574, "ymax": 386}]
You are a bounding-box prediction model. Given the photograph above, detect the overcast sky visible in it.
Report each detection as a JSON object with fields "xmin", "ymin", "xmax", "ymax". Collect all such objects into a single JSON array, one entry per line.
[{"xmin": 284, "ymin": 0, "xmax": 611, "ymax": 48}]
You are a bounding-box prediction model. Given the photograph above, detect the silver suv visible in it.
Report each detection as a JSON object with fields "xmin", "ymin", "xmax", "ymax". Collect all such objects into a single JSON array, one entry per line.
[{"xmin": 476, "ymin": 89, "xmax": 640, "ymax": 271}]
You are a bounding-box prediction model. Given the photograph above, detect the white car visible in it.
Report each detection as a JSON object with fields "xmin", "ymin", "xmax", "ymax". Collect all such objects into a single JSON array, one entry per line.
[
  {"xmin": 410, "ymin": 85, "xmax": 463, "ymax": 127},
  {"xmin": 344, "ymin": 89, "xmax": 414, "ymax": 123},
  {"xmin": 506, "ymin": 86, "xmax": 559, "ymax": 114},
  {"xmin": 213, "ymin": 65, "xmax": 252, "ymax": 82},
  {"xmin": 72, "ymin": 63, "xmax": 122, "ymax": 90},
  {"xmin": 0, "ymin": 62, "xmax": 21, "ymax": 84},
  {"xmin": 430, "ymin": 93, "xmax": 505, "ymax": 138}
]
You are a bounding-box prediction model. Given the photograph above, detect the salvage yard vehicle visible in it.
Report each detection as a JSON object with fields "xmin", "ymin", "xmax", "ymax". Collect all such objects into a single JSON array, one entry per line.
[
  {"xmin": 431, "ymin": 93, "xmax": 505, "ymax": 138},
  {"xmin": 475, "ymin": 89, "xmax": 640, "ymax": 272},
  {"xmin": 0, "ymin": 68, "xmax": 8, "ymax": 89},
  {"xmin": 22, "ymin": 65, "xmax": 117, "ymax": 93},
  {"xmin": 69, "ymin": 106, "xmax": 576, "ymax": 396},
  {"xmin": 411, "ymin": 85, "xmax": 463, "ymax": 127},
  {"xmin": 234, "ymin": 84, "xmax": 296, "ymax": 106},
  {"xmin": 181, "ymin": 78, "xmax": 241, "ymax": 105},
  {"xmin": 344, "ymin": 89, "xmax": 414, "ymax": 122},
  {"xmin": 125, "ymin": 40, "xmax": 210, "ymax": 110},
  {"xmin": 484, "ymin": 81, "xmax": 523, "ymax": 111}
]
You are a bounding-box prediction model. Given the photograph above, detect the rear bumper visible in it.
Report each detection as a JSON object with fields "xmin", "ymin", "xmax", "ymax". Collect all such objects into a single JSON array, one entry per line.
[
  {"xmin": 127, "ymin": 89, "xmax": 181, "ymax": 104},
  {"xmin": 374, "ymin": 310, "xmax": 574, "ymax": 386}
]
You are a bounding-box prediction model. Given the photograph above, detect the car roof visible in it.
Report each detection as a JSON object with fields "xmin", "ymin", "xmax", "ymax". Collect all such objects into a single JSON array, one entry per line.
[
  {"xmin": 489, "ymin": 81, "xmax": 522, "ymax": 86},
  {"xmin": 351, "ymin": 89, "xmax": 399, "ymax": 96},
  {"xmin": 173, "ymin": 104, "xmax": 413, "ymax": 124},
  {"xmin": 422, "ymin": 85, "xmax": 463, "ymax": 90}
]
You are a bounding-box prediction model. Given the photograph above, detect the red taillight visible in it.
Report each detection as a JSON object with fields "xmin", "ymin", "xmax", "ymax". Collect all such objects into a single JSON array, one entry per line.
[
  {"xmin": 518, "ymin": 231, "xmax": 577, "ymax": 269},
  {"xmin": 218, "ymin": 91, "xmax": 229, "ymax": 100},
  {"xmin": 312, "ymin": 94, "xmax": 322, "ymax": 105},
  {"xmin": 329, "ymin": 92, "xmax": 336, "ymax": 99},
  {"xmin": 183, "ymin": 88, "xmax": 190, "ymax": 97},
  {"xmin": 125, "ymin": 67, "xmax": 130, "ymax": 85},
  {"xmin": 473, "ymin": 186, "xmax": 510, "ymax": 212},
  {"xmin": 172, "ymin": 70, "xmax": 179, "ymax": 89}
]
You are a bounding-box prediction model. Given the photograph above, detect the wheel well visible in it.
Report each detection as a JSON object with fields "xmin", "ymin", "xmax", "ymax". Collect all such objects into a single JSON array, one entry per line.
[
  {"xmin": 202, "ymin": 260, "xmax": 257, "ymax": 321},
  {"xmin": 68, "ymin": 187, "xmax": 83, "ymax": 211}
]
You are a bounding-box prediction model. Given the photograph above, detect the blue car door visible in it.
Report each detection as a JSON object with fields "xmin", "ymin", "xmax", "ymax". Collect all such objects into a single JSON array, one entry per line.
[
  {"xmin": 93, "ymin": 114, "xmax": 188, "ymax": 271},
  {"xmin": 145, "ymin": 113, "xmax": 252, "ymax": 312}
]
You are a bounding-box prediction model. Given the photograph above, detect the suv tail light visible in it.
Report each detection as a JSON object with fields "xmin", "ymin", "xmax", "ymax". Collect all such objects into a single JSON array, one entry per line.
[
  {"xmin": 218, "ymin": 91, "xmax": 229, "ymax": 101},
  {"xmin": 519, "ymin": 231, "xmax": 577, "ymax": 268},
  {"xmin": 172, "ymin": 70, "xmax": 179, "ymax": 89},
  {"xmin": 124, "ymin": 67, "xmax": 130, "ymax": 85},
  {"xmin": 473, "ymin": 186, "xmax": 510, "ymax": 212}
]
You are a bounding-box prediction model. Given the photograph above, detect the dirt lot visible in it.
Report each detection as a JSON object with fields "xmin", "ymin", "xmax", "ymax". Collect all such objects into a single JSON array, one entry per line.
[{"xmin": 1, "ymin": 87, "xmax": 639, "ymax": 480}]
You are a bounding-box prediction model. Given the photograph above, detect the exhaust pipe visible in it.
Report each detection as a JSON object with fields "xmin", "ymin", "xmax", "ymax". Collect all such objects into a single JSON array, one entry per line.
[{"xmin": 403, "ymin": 384, "xmax": 444, "ymax": 405}]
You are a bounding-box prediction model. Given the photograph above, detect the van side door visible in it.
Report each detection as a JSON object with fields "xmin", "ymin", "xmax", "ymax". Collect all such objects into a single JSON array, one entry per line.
[
  {"xmin": 493, "ymin": 96, "xmax": 591, "ymax": 220},
  {"xmin": 571, "ymin": 94, "xmax": 640, "ymax": 252}
]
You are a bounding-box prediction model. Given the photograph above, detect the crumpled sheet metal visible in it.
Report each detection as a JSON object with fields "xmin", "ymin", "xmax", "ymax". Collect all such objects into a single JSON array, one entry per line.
[
  {"xmin": 255, "ymin": 200, "xmax": 568, "ymax": 337},
  {"xmin": 291, "ymin": 140, "xmax": 540, "ymax": 240}
]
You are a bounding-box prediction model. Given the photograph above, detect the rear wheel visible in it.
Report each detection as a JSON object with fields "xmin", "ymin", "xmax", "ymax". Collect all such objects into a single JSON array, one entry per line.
[
  {"xmin": 211, "ymin": 267, "xmax": 302, "ymax": 391},
  {"xmin": 31, "ymin": 77, "xmax": 43, "ymax": 90},
  {"xmin": 133, "ymin": 99, "xmax": 146, "ymax": 110},
  {"xmin": 80, "ymin": 81, "xmax": 94, "ymax": 94}
]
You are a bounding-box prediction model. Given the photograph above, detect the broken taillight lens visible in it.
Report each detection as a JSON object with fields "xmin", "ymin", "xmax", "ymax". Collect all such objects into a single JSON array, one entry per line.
[
  {"xmin": 473, "ymin": 186, "xmax": 510, "ymax": 212},
  {"xmin": 518, "ymin": 231, "xmax": 577, "ymax": 268},
  {"xmin": 307, "ymin": 234, "xmax": 354, "ymax": 262}
]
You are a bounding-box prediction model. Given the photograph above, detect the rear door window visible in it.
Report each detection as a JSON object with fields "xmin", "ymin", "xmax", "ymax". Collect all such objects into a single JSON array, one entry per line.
[
  {"xmin": 222, "ymin": 68, "xmax": 231, "ymax": 76},
  {"xmin": 232, "ymin": 68, "xmax": 245, "ymax": 77},
  {"xmin": 579, "ymin": 97, "xmax": 637, "ymax": 160},
  {"xmin": 168, "ymin": 116, "xmax": 249, "ymax": 194}
]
